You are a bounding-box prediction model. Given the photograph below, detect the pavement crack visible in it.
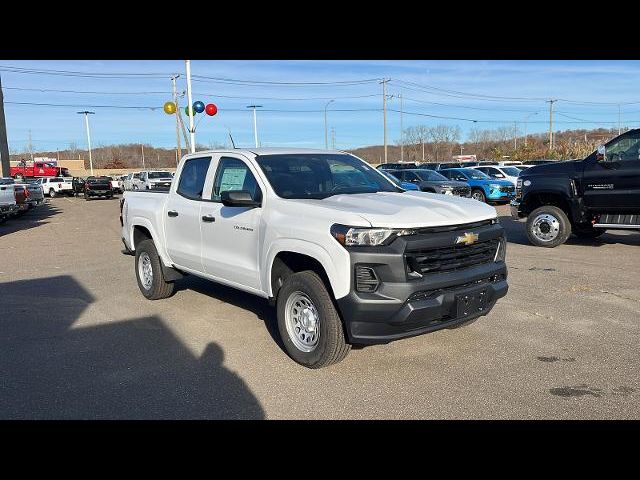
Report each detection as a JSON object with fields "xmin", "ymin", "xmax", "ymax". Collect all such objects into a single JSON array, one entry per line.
[{"xmin": 599, "ymin": 290, "xmax": 640, "ymax": 303}]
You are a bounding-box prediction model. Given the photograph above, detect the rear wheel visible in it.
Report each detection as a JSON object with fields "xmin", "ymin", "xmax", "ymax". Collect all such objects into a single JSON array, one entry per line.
[
  {"xmin": 526, "ymin": 205, "xmax": 571, "ymax": 248},
  {"xmin": 276, "ymin": 271, "xmax": 350, "ymax": 369},
  {"xmin": 49, "ymin": 188, "xmax": 56, "ymax": 198},
  {"xmin": 135, "ymin": 239, "xmax": 175, "ymax": 300},
  {"xmin": 14, "ymin": 173, "xmax": 23, "ymax": 180},
  {"xmin": 471, "ymin": 188, "xmax": 486, "ymax": 203}
]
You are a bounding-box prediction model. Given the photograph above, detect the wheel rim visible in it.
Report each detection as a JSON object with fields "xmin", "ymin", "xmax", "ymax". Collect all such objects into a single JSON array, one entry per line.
[
  {"xmin": 138, "ymin": 252, "xmax": 153, "ymax": 290},
  {"xmin": 531, "ymin": 213, "xmax": 561, "ymax": 242},
  {"xmin": 472, "ymin": 191, "xmax": 484, "ymax": 201},
  {"xmin": 50, "ymin": 189, "xmax": 55, "ymax": 197},
  {"xmin": 284, "ymin": 291, "xmax": 320, "ymax": 353}
]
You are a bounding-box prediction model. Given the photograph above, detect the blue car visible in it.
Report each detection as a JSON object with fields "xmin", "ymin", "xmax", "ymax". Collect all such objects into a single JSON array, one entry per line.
[
  {"xmin": 438, "ymin": 168, "xmax": 515, "ymax": 203},
  {"xmin": 378, "ymin": 170, "xmax": 419, "ymax": 190}
]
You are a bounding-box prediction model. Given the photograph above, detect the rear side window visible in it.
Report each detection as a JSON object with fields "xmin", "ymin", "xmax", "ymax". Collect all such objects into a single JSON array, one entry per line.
[
  {"xmin": 177, "ymin": 157, "xmax": 211, "ymax": 200},
  {"xmin": 212, "ymin": 157, "xmax": 261, "ymax": 203}
]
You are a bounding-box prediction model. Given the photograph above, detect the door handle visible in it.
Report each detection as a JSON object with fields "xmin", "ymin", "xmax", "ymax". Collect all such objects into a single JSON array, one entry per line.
[
  {"xmin": 201, "ymin": 215, "xmax": 216, "ymax": 223},
  {"xmin": 167, "ymin": 210, "xmax": 179, "ymax": 217}
]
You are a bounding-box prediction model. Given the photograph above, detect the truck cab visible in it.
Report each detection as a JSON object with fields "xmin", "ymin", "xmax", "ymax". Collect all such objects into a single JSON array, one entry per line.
[{"xmin": 511, "ymin": 128, "xmax": 640, "ymax": 247}]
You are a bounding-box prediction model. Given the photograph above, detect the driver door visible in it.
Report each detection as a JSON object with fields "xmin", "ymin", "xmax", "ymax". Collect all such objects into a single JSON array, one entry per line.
[{"xmin": 582, "ymin": 130, "xmax": 640, "ymax": 212}]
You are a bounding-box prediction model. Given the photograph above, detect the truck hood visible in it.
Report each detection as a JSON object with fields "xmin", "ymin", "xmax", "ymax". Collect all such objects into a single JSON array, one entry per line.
[
  {"xmin": 522, "ymin": 160, "xmax": 579, "ymax": 177},
  {"xmin": 308, "ymin": 191, "xmax": 497, "ymax": 228}
]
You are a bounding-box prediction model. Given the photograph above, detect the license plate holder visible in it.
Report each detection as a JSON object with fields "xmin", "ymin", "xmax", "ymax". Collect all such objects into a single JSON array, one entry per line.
[{"xmin": 456, "ymin": 288, "xmax": 488, "ymax": 317}]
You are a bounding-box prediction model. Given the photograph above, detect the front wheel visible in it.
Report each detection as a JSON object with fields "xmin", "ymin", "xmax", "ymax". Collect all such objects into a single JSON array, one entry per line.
[
  {"xmin": 276, "ymin": 271, "xmax": 350, "ymax": 369},
  {"xmin": 135, "ymin": 239, "xmax": 176, "ymax": 300},
  {"xmin": 471, "ymin": 188, "xmax": 486, "ymax": 203},
  {"xmin": 526, "ymin": 205, "xmax": 571, "ymax": 248}
]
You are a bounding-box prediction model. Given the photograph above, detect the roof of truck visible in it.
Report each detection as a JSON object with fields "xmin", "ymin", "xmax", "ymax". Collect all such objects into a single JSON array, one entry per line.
[{"xmin": 184, "ymin": 147, "xmax": 347, "ymax": 157}]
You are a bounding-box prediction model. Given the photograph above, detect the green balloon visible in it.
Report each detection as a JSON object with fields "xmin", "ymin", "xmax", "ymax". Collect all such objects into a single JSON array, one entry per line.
[{"xmin": 185, "ymin": 106, "xmax": 197, "ymax": 116}]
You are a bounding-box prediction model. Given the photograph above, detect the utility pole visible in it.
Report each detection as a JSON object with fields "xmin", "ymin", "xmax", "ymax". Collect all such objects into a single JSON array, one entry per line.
[
  {"xmin": 422, "ymin": 141, "xmax": 425, "ymax": 162},
  {"xmin": 171, "ymin": 74, "xmax": 182, "ymax": 163},
  {"xmin": 514, "ymin": 122, "xmax": 517, "ymax": 150},
  {"xmin": 77, "ymin": 111, "xmax": 95, "ymax": 176},
  {"xmin": 399, "ymin": 93, "xmax": 404, "ymax": 162},
  {"xmin": 28, "ymin": 129, "xmax": 33, "ymax": 161},
  {"xmin": 56, "ymin": 149, "xmax": 60, "ymax": 162},
  {"xmin": 0, "ymin": 74, "xmax": 10, "ymax": 177},
  {"xmin": 547, "ymin": 99, "xmax": 557, "ymax": 150},
  {"xmin": 618, "ymin": 104, "xmax": 622, "ymax": 135},
  {"xmin": 185, "ymin": 60, "xmax": 195, "ymax": 153},
  {"xmin": 141, "ymin": 144, "xmax": 145, "ymax": 170},
  {"xmin": 380, "ymin": 79, "xmax": 390, "ymax": 163},
  {"xmin": 523, "ymin": 112, "xmax": 538, "ymax": 146},
  {"xmin": 247, "ymin": 105, "xmax": 262, "ymax": 148},
  {"xmin": 331, "ymin": 127, "xmax": 336, "ymax": 150},
  {"xmin": 324, "ymin": 99, "xmax": 334, "ymax": 149}
]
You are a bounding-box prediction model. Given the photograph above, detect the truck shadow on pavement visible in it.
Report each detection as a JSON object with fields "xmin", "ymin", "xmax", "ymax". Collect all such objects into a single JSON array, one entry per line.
[
  {"xmin": 0, "ymin": 202, "xmax": 61, "ymax": 237},
  {"xmin": 175, "ymin": 275, "xmax": 285, "ymax": 351},
  {"xmin": 498, "ymin": 214, "xmax": 640, "ymax": 247},
  {"xmin": 0, "ymin": 275, "xmax": 265, "ymax": 419}
]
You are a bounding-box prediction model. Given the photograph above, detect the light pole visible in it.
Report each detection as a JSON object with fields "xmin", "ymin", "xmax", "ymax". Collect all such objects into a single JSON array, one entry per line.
[
  {"xmin": 460, "ymin": 145, "xmax": 464, "ymax": 156},
  {"xmin": 77, "ymin": 111, "xmax": 95, "ymax": 176},
  {"xmin": 247, "ymin": 105, "xmax": 263, "ymax": 147},
  {"xmin": 324, "ymin": 99, "xmax": 334, "ymax": 149},
  {"xmin": 523, "ymin": 112, "xmax": 538, "ymax": 146},
  {"xmin": 185, "ymin": 60, "xmax": 195, "ymax": 153}
]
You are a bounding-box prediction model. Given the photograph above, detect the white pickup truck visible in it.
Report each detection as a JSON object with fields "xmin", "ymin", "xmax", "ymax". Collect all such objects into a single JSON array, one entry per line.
[
  {"xmin": 138, "ymin": 170, "xmax": 174, "ymax": 190},
  {"xmin": 34, "ymin": 177, "xmax": 73, "ymax": 198},
  {"xmin": 0, "ymin": 179, "xmax": 19, "ymax": 222},
  {"xmin": 121, "ymin": 149, "xmax": 508, "ymax": 368}
]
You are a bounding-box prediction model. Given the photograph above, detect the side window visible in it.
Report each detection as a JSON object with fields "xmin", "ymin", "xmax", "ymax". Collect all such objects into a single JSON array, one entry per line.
[
  {"xmin": 212, "ymin": 157, "xmax": 261, "ymax": 203},
  {"xmin": 177, "ymin": 157, "xmax": 212, "ymax": 200},
  {"xmin": 404, "ymin": 172, "xmax": 419, "ymax": 183},
  {"xmin": 607, "ymin": 132, "xmax": 640, "ymax": 162}
]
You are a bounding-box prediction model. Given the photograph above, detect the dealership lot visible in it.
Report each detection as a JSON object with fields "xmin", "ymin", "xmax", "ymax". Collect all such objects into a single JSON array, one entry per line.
[{"xmin": 0, "ymin": 196, "xmax": 638, "ymax": 419}]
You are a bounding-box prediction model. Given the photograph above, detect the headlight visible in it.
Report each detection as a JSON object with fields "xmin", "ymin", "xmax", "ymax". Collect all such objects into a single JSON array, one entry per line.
[
  {"xmin": 489, "ymin": 184, "xmax": 501, "ymax": 190},
  {"xmin": 439, "ymin": 185, "xmax": 452, "ymax": 189},
  {"xmin": 330, "ymin": 224, "xmax": 415, "ymax": 247},
  {"xmin": 494, "ymin": 237, "xmax": 507, "ymax": 262}
]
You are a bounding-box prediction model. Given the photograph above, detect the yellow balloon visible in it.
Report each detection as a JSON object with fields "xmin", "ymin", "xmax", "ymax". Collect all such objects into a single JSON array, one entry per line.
[{"xmin": 163, "ymin": 101, "xmax": 177, "ymax": 114}]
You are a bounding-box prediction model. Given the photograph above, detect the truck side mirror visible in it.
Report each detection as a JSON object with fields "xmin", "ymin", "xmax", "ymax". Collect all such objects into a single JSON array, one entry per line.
[
  {"xmin": 596, "ymin": 145, "xmax": 606, "ymax": 162},
  {"xmin": 221, "ymin": 190, "xmax": 261, "ymax": 208}
]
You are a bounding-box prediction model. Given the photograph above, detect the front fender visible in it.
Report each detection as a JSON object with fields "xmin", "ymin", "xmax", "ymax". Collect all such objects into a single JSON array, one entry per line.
[
  {"xmin": 127, "ymin": 216, "xmax": 172, "ymax": 267},
  {"xmin": 263, "ymin": 238, "xmax": 351, "ymax": 300}
]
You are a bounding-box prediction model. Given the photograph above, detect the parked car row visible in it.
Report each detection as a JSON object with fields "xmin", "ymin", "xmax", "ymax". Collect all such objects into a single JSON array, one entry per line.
[
  {"xmin": 0, "ymin": 177, "xmax": 45, "ymax": 224},
  {"xmin": 123, "ymin": 170, "xmax": 174, "ymax": 191}
]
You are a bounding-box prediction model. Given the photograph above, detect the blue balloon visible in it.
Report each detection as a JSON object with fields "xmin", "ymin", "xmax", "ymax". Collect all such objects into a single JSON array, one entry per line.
[{"xmin": 193, "ymin": 101, "xmax": 205, "ymax": 114}]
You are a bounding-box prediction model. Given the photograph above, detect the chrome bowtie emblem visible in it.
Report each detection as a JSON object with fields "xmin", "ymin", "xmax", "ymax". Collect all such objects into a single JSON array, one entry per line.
[{"xmin": 455, "ymin": 232, "xmax": 479, "ymax": 246}]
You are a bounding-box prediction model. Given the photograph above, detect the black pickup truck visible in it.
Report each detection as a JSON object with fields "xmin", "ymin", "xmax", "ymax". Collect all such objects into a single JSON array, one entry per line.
[
  {"xmin": 84, "ymin": 176, "xmax": 113, "ymax": 200},
  {"xmin": 511, "ymin": 128, "xmax": 640, "ymax": 247}
]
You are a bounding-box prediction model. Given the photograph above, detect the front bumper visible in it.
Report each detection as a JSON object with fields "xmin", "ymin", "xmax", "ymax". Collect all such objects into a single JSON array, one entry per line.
[
  {"xmin": 510, "ymin": 199, "xmax": 524, "ymax": 220},
  {"xmin": 486, "ymin": 189, "xmax": 515, "ymax": 202},
  {"xmin": 335, "ymin": 222, "xmax": 508, "ymax": 345}
]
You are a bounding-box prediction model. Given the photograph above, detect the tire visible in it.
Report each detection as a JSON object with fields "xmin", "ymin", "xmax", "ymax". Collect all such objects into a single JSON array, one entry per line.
[
  {"xmin": 573, "ymin": 224, "xmax": 606, "ymax": 239},
  {"xmin": 135, "ymin": 239, "xmax": 175, "ymax": 300},
  {"xmin": 276, "ymin": 271, "xmax": 350, "ymax": 369},
  {"xmin": 85, "ymin": 194, "xmax": 90, "ymax": 201},
  {"xmin": 526, "ymin": 205, "xmax": 571, "ymax": 248},
  {"xmin": 49, "ymin": 188, "xmax": 56, "ymax": 198},
  {"xmin": 471, "ymin": 188, "xmax": 486, "ymax": 203},
  {"xmin": 14, "ymin": 174, "xmax": 23, "ymax": 180}
]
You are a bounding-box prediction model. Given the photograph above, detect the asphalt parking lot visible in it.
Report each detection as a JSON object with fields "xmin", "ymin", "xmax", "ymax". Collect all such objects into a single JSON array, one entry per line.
[{"xmin": 1, "ymin": 196, "xmax": 638, "ymax": 419}]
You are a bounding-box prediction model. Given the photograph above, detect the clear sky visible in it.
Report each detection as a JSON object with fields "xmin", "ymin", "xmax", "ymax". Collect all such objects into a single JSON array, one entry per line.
[{"xmin": 2, "ymin": 60, "xmax": 639, "ymax": 153}]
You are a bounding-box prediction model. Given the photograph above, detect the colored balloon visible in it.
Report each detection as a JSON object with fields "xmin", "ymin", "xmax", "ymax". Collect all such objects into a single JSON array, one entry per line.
[
  {"xmin": 185, "ymin": 106, "xmax": 197, "ymax": 116},
  {"xmin": 205, "ymin": 103, "xmax": 218, "ymax": 116},
  {"xmin": 163, "ymin": 101, "xmax": 176, "ymax": 114},
  {"xmin": 193, "ymin": 101, "xmax": 205, "ymax": 113}
]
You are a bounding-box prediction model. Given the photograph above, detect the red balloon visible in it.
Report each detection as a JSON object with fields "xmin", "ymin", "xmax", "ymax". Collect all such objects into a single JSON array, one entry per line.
[{"xmin": 205, "ymin": 103, "xmax": 218, "ymax": 116}]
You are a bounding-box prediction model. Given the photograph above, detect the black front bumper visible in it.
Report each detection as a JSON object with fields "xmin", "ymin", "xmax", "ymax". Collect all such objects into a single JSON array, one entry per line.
[
  {"xmin": 510, "ymin": 199, "xmax": 525, "ymax": 220},
  {"xmin": 336, "ymin": 222, "xmax": 508, "ymax": 345}
]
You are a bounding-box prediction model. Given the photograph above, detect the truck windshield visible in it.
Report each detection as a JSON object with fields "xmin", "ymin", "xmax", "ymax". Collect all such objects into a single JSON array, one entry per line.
[
  {"xmin": 255, "ymin": 154, "xmax": 400, "ymax": 199},
  {"xmin": 416, "ymin": 170, "xmax": 448, "ymax": 181},
  {"xmin": 148, "ymin": 172, "xmax": 172, "ymax": 179}
]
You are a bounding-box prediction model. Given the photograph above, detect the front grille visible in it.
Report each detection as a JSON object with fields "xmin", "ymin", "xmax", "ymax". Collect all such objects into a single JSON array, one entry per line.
[
  {"xmin": 499, "ymin": 186, "xmax": 515, "ymax": 193},
  {"xmin": 407, "ymin": 273, "xmax": 505, "ymax": 303},
  {"xmin": 406, "ymin": 239, "xmax": 499, "ymax": 275},
  {"xmin": 452, "ymin": 187, "xmax": 470, "ymax": 196}
]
